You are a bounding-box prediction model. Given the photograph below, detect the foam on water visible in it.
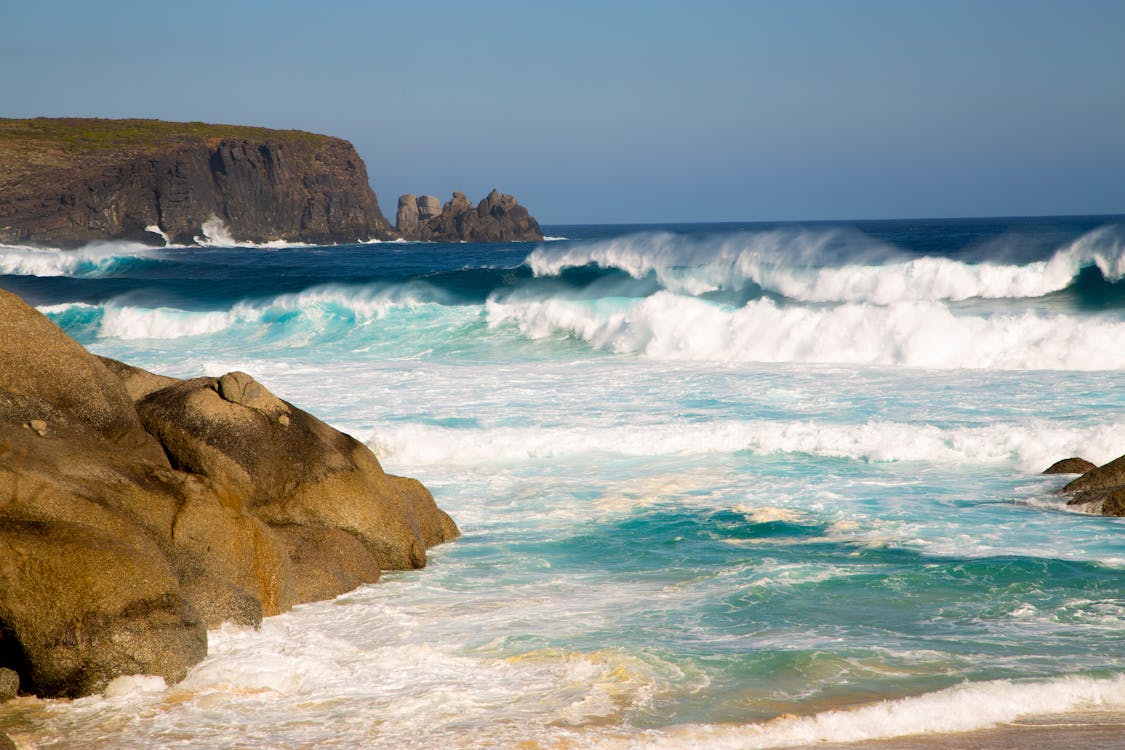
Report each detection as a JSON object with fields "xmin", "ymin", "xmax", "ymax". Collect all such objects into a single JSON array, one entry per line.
[
  {"xmin": 486, "ymin": 292, "xmax": 1125, "ymax": 369},
  {"xmin": 608, "ymin": 674, "xmax": 1125, "ymax": 749},
  {"xmin": 526, "ymin": 225, "xmax": 1125, "ymax": 303},
  {"xmin": 366, "ymin": 417, "xmax": 1125, "ymax": 473},
  {"xmin": 0, "ymin": 241, "xmax": 166, "ymax": 277}
]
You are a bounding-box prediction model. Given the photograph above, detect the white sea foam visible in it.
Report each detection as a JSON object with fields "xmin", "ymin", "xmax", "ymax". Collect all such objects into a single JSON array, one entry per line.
[
  {"xmin": 527, "ymin": 225, "xmax": 1125, "ymax": 303},
  {"xmin": 144, "ymin": 224, "xmax": 171, "ymax": 245},
  {"xmin": 607, "ymin": 673, "xmax": 1125, "ymax": 749},
  {"xmin": 366, "ymin": 416, "xmax": 1125, "ymax": 472},
  {"xmin": 192, "ymin": 215, "xmax": 314, "ymax": 248},
  {"xmin": 486, "ymin": 291, "xmax": 1125, "ymax": 370},
  {"xmin": 97, "ymin": 305, "xmax": 240, "ymax": 339},
  {"xmin": 0, "ymin": 241, "xmax": 164, "ymax": 277}
]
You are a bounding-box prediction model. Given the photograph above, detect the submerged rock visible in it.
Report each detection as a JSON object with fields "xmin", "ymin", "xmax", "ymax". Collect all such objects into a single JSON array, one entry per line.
[{"xmin": 0, "ymin": 287, "xmax": 459, "ymax": 697}]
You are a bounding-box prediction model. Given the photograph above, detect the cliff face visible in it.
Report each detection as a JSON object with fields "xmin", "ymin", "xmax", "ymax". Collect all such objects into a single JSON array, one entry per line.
[
  {"xmin": 396, "ymin": 190, "xmax": 543, "ymax": 242},
  {"xmin": 0, "ymin": 118, "xmax": 393, "ymax": 247}
]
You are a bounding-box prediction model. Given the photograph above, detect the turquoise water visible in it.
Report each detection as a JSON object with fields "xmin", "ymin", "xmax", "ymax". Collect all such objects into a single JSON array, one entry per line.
[{"xmin": 0, "ymin": 218, "xmax": 1123, "ymax": 748}]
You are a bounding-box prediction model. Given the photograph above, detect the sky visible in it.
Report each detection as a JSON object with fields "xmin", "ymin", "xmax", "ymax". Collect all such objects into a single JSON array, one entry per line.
[{"xmin": 2, "ymin": 0, "xmax": 1124, "ymax": 225}]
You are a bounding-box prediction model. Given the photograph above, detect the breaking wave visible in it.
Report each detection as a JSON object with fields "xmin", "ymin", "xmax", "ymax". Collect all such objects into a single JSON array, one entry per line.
[
  {"xmin": 526, "ymin": 225, "xmax": 1125, "ymax": 304},
  {"xmin": 40, "ymin": 282, "xmax": 453, "ymax": 340},
  {"xmin": 367, "ymin": 416, "xmax": 1125, "ymax": 472},
  {"xmin": 610, "ymin": 673, "xmax": 1125, "ymax": 749},
  {"xmin": 0, "ymin": 241, "xmax": 167, "ymax": 277},
  {"xmin": 486, "ymin": 291, "xmax": 1125, "ymax": 370}
]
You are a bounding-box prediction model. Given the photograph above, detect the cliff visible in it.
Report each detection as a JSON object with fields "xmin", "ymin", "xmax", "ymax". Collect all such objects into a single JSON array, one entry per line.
[
  {"xmin": 396, "ymin": 190, "xmax": 543, "ymax": 242},
  {"xmin": 0, "ymin": 118, "xmax": 393, "ymax": 247},
  {"xmin": 0, "ymin": 288, "xmax": 458, "ymax": 698}
]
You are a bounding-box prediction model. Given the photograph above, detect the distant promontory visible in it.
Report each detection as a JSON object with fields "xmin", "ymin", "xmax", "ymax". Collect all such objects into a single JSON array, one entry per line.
[{"xmin": 0, "ymin": 118, "xmax": 543, "ymax": 247}]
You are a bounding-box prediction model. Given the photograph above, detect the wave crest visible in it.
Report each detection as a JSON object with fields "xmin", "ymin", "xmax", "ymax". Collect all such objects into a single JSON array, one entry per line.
[
  {"xmin": 487, "ymin": 291, "xmax": 1125, "ymax": 370},
  {"xmin": 527, "ymin": 225, "xmax": 1125, "ymax": 304},
  {"xmin": 367, "ymin": 416, "xmax": 1124, "ymax": 471},
  {"xmin": 40, "ymin": 282, "xmax": 452, "ymax": 340}
]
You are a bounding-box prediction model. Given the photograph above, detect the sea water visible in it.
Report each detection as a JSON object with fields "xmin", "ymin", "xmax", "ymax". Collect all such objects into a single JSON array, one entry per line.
[{"xmin": 0, "ymin": 217, "xmax": 1123, "ymax": 748}]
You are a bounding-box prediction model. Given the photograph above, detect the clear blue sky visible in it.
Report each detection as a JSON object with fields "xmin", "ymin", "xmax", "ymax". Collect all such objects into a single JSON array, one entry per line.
[{"xmin": 2, "ymin": 0, "xmax": 1123, "ymax": 224}]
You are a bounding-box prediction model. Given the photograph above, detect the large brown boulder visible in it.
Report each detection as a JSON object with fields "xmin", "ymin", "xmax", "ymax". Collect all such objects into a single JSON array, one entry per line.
[
  {"xmin": 0, "ymin": 517, "xmax": 206, "ymax": 698},
  {"xmin": 0, "ymin": 289, "xmax": 167, "ymax": 465},
  {"xmin": 0, "ymin": 290, "xmax": 459, "ymax": 698},
  {"xmin": 136, "ymin": 373, "xmax": 459, "ymax": 569}
]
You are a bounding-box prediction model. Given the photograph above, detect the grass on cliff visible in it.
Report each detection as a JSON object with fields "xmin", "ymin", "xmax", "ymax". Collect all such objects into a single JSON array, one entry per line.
[{"xmin": 0, "ymin": 117, "xmax": 332, "ymax": 190}]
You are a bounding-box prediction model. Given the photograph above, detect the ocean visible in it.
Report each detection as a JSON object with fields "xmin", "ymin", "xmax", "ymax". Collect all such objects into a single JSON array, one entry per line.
[{"xmin": 0, "ymin": 216, "xmax": 1123, "ymax": 748}]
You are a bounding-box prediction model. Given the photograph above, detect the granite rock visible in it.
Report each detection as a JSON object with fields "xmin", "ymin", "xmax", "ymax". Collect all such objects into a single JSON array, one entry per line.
[{"xmin": 0, "ymin": 289, "xmax": 459, "ymax": 697}]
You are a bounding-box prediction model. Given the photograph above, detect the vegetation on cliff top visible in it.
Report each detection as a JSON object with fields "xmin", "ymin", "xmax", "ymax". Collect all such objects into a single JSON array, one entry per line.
[{"xmin": 0, "ymin": 117, "xmax": 332, "ymax": 191}]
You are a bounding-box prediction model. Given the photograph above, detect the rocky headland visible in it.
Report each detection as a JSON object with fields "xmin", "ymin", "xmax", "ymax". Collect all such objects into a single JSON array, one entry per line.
[
  {"xmin": 1044, "ymin": 455, "xmax": 1125, "ymax": 516},
  {"xmin": 0, "ymin": 117, "xmax": 394, "ymax": 247},
  {"xmin": 396, "ymin": 190, "xmax": 544, "ymax": 242},
  {"xmin": 0, "ymin": 118, "xmax": 544, "ymax": 247},
  {"xmin": 0, "ymin": 287, "xmax": 459, "ymax": 699}
]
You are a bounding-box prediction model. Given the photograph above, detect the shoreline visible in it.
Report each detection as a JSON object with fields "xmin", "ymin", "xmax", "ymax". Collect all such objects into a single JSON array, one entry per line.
[{"xmin": 816, "ymin": 711, "xmax": 1125, "ymax": 750}]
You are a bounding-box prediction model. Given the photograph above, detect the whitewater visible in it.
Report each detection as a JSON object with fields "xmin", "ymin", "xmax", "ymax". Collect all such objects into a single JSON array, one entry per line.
[{"xmin": 0, "ymin": 215, "xmax": 1122, "ymax": 748}]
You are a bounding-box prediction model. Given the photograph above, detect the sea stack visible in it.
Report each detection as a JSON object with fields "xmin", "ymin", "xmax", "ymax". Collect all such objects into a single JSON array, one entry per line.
[
  {"xmin": 0, "ymin": 117, "xmax": 394, "ymax": 247},
  {"xmin": 395, "ymin": 189, "xmax": 544, "ymax": 242}
]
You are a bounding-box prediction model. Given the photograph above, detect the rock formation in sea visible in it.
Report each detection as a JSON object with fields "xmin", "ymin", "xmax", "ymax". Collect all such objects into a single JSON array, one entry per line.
[
  {"xmin": 396, "ymin": 190, "xmax": 544, "ymax": 242},
  {"xmin": 1044, "ymin": 455, "xmax": 1125, "ymax": 516},
  {"xmin": 0, "ymin": 118, "xmax": 394, "ymax": 247},
  {"xmin": 0, "ymin": 288, "xmax": 459, "ymax": 699}
]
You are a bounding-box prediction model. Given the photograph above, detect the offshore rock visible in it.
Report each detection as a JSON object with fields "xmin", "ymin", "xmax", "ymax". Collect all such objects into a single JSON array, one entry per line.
[
  {"xmin": 397, "ymin": 189, "xmax": 543, "ymax": 242},
  {"xmin": 1043, "ymin": 457, "xmax": 1097, "ymax": 475},
  {"xmin": 0, "ymin": 118, "xmax": 393, "ymax": 247},
  {"xmin": 395, "ymin": 194, "xmax": 444, "ymax": 236},
  {"xmin": 0, "ymin": 288, "xmax": 459, "ymax": 698},
  {"xmin": 1046, "ymin": 452, "xmax": 1125, "ymax": 517}
]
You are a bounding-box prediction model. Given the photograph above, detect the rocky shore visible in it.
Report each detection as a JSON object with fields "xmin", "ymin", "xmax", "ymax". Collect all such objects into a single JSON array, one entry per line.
[{"xmin": 0, "ymin": 288, "xmax": 458, "ymax": 700}]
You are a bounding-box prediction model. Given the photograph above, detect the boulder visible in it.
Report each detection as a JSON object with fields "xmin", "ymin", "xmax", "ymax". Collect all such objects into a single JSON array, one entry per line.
[
  {"xmin": 271, "ymin": 525, "xmax": 381, "ymax": 604},
  {"xmin": 1063, "ymin": 454, "xmax": 1125, "ymax": 494},
  {"xmin": 0, "ymin": 290, "xmax": 459, "ymax": 697},
  {"xmin": 0, "ymin": 517, "xmax": 206, "ymax": 698},
  {"xmin": 0, "ymin": 290, "xmax": 167, "ymax": 465},
  {"xmin": 1047, "ymin": 452, "xmax": 1125, "ymax": 517},
  {"xmin": 135, "ymin": 374, "xmax": 458, "ymax": 569}
]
